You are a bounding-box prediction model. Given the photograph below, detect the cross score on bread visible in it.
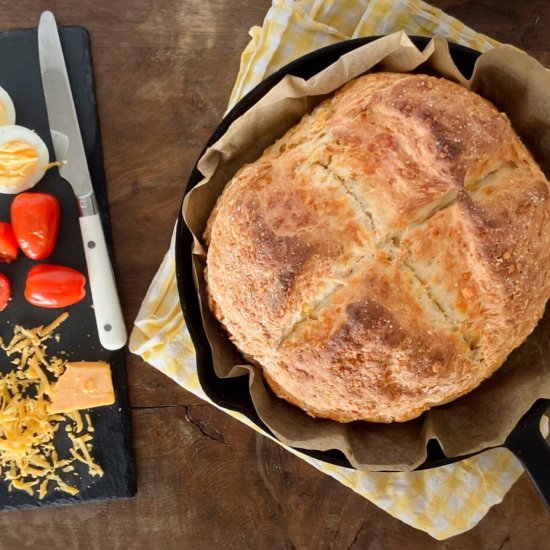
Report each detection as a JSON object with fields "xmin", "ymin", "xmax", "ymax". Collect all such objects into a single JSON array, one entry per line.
[{"xmin": 205, "ymin": 73, "xmax": 550, "ymax": 423}]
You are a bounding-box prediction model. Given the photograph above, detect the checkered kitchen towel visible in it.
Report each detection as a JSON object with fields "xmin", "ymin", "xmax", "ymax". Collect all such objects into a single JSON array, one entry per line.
[{"xmin": 130, "ymin": 0, "xmax": 545, "ymax": 540}]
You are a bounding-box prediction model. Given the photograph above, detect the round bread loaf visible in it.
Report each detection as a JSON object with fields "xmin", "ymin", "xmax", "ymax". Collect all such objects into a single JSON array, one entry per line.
[{"xmin": 204, "ymin": 72, "xmax": 550, "ymax": 423}]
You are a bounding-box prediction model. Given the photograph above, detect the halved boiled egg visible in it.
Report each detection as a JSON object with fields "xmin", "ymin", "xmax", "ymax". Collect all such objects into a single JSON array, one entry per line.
[
  {"xmin": 0, "ymin": 125, "xmax": 49, "ymax": 194},
  {"xmin": 0, "ymin": 87, "xmax": 16, "ymax": 126}
]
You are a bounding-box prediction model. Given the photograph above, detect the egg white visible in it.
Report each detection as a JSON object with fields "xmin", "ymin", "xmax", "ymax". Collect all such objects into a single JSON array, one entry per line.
[
  {"xmin": 0, "ymin": 125, "xmax": 50, "ymax": 194},
  {"xmin": 0, "ymin": 86, "xmax": 16, "ymax": 126}
]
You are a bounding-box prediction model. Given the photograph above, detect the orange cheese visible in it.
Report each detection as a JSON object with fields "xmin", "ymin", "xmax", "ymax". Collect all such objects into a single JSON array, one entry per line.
[
  {"xmin": 49, "ymin": 361, "xmax": 115, "ymax": 414},
  {"xmin": 0, "ymin": 314, "xmax": 104, "ymax": 499}
]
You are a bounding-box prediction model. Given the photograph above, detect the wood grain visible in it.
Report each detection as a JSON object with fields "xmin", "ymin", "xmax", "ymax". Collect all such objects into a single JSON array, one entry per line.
[
  {"xmin": 0, "ymin": 407, "xmax": 548, "ymax": 549},
  {"xmin": 0, "ymin": 0, "xmax": 549, "ymax": 547}
]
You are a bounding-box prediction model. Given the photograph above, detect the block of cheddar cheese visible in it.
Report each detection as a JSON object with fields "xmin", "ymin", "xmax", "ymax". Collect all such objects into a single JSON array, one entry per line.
[{"xmin": 49, "ymin": 361, "xmax": 115, "ymax": 414}]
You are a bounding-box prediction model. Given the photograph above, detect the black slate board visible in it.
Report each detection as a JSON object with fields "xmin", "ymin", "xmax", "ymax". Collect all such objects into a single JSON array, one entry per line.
[{"xmin": 0, "ymin": 25, "xmax": 136, "ymax": 510}]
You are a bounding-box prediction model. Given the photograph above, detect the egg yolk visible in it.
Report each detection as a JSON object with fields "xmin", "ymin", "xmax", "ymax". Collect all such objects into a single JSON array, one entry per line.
[{"xmin": 0, "ymin": 140, "xmax": 39, "ymax": 187}]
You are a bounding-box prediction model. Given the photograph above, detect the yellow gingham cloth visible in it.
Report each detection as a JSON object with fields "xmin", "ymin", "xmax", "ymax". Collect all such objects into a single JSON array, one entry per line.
[{"xmin": 130, "ymin": 0, "xmax": 540, "ymax": 540}]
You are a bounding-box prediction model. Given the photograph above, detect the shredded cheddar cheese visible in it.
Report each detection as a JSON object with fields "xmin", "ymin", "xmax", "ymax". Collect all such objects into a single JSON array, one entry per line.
[{"xmin": 0, "ymin": 314, "xmax": 104, "ymax": 499}]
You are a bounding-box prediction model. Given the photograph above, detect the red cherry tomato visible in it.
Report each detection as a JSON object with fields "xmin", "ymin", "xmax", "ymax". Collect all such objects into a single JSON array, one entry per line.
[
  {"xmin": 24, "ymin": 264, "xmax": 86, "ymax": 308},
  {"xmin": 11, "ymin": 192, "xmax": 61, "ymax": 260},
  {"xmin": 0, "ymin": 222, "xmax": 18, "ymax": 263},
  {"xmin": 0, "ymin": 273, "xmax": 10, "ymax": 311}
]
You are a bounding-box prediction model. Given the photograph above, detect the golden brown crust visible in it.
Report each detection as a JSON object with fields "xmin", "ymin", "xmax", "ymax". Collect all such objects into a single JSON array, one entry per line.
[{"xmin": 204, "ymin": 72, "xmax": 550, "ymax": 423}]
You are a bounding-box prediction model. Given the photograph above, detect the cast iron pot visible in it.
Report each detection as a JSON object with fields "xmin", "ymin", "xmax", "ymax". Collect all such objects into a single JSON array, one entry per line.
[{"xmin": 174, "ymin": 36, "xmax": 550, "ymax": 511}]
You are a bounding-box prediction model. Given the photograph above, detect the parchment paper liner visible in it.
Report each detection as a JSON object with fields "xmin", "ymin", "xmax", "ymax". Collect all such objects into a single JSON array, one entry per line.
[{"xmin": 183, "ymin": 32, "xmax": 550, "ymax": 471}]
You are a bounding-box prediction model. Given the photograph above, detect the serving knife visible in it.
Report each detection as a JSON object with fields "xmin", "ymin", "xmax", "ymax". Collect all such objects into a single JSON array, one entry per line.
[{"xmin": 38, "ymin": 11, "xmax": 127, "ymax": 350}]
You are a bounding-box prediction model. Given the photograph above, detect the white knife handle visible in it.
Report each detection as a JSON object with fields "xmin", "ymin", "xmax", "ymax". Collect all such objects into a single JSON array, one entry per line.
[{"xmin": 79, "ymin": 213, "xmax": 127, "ymax": 350}]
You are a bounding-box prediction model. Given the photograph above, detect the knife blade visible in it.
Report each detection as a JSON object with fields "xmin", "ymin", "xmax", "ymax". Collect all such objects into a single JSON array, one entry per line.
[{"xmin": 38, "ymin": 10, "xmax": 127, "ymax": 350}]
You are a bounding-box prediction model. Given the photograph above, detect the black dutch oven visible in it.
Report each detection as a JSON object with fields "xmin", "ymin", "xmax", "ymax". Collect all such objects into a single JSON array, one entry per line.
[{"xmin": 175, "ymin": 36, "xmax": 550, "ymax": 511}]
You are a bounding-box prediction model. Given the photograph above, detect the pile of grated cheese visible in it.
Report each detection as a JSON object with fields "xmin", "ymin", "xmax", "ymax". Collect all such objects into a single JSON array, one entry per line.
[{"xmin": 0, "ymin": 313, "xmax": 103, "ymax": 499}]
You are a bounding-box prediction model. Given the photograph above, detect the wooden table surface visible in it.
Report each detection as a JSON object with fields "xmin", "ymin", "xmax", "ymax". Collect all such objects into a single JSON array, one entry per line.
[{"xmin": 1, "ymin": 1, "xmax": 549, "ymax": 548}]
